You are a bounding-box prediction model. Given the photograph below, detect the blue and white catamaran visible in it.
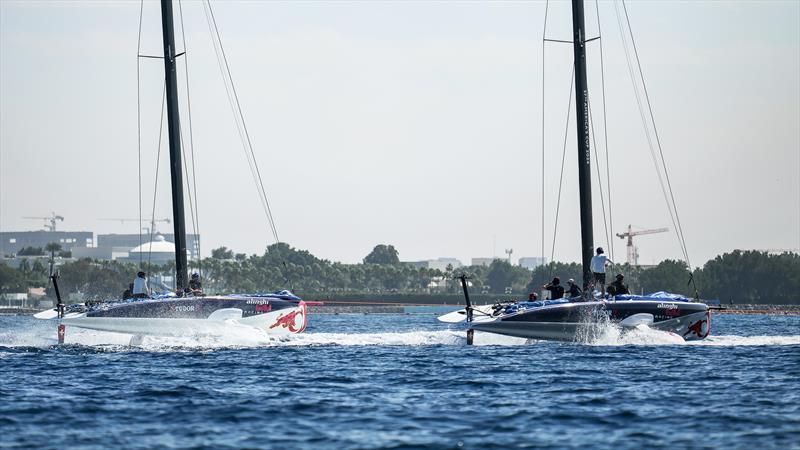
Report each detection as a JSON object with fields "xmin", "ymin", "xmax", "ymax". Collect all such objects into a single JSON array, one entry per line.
[
  {"xmin": 439, "ymin": 0, "xmax": 710, "ymax": 344},
  {"xmin": 35, "ymin": 0, "xmax": 308, "ymax": 341}
]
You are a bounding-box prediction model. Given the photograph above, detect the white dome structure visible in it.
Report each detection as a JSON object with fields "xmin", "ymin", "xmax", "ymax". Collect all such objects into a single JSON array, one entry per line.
[{"xmin": 128, "ymin": 235, "xmax": 176, "ymax": 264}]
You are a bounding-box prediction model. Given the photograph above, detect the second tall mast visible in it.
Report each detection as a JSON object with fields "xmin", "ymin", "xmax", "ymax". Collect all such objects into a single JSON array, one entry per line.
[
  {"xmin": 571, "ymin": 0, "xmax": 595, "ymax": 290},
  {"xmin": 160, "ymin": 0, "xmax": 189, "ymax": 291}
]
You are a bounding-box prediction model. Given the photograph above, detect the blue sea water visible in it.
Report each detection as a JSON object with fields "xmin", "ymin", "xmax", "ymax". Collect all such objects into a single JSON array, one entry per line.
[{"xmin": 0, "ymin": 313, "xmax": 798, "ymax": 449}]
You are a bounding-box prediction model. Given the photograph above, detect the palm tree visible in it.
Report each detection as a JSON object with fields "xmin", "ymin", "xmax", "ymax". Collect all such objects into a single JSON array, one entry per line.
[{"xmin": 45, "ymin": 242, "xmax": 62, "ymax": 255}]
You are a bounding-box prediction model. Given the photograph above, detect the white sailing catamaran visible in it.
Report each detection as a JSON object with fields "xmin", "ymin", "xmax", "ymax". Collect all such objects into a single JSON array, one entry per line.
[
  {"xmin": 439, "ymin": 0, "xmax": 710, "ymax": 344},
  {"xmin": 35, "ymin": 0, "xmax": 308, "ymax": 342}
]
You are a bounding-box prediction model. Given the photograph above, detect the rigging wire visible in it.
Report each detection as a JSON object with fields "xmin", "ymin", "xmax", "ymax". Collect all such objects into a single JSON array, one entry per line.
[
  {"xmin": 614, "ymin": 1, "xmax": 691, "ymax": 267},
  {"xmin": 541, "ymin": 0, "xmax": 550, "ymax": 274},
  {"xmin": 179, "ymin": 134, "xmax": 198, "ymax": 269},
  {"xmin": 148, "ymin": 85, "xmax": 168, "ymax": 274},
  {"xmin": 613, "ymin": 3, "xmax": 669, "ymax": 246},
  {"xmin": 202, "ymin": 0, "xmax": 281, "ymax": 244},
  {"xmin": 550, "ymin": 66, "xmax": 576, "ymax": 270},
  {"xmin": 177, "ymin": 0, "xmax": 202, "ymax": 277},
  {"xmin": 200, "ymin": 2, "xmax": 269, "ymax": 233},
  {"xmin": 588, "ymin": 99, "xmax": 612, "ymax": 255},
  {"xmin": 136, "ymin": 0, "xmax": 145, "ymax": 268},
  {"xmin": 594, "ymin": 0, "xmax": 614, "ymax": 263},
  {"xmin": 620, "ymin": 0, "xmax": 691, "ymax": 267}
]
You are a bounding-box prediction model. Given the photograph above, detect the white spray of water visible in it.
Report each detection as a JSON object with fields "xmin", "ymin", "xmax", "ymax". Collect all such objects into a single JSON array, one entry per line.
[
  {"xmin": 1, "ymin": 318, "xmax": 797, "ymax": 351},
  {"xmin": 687, "ymin": 335, "xmax": 800, "ymax": 346}
]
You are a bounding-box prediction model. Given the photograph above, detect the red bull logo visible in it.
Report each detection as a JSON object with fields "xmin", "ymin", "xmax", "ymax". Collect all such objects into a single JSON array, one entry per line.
[
  {"xmin": 683, "ymin": 313, "xmax": 710, "ymax": 339},
  {"xmin": 269, "ymin": 302, "xmax": 307, "ymax": 333}
]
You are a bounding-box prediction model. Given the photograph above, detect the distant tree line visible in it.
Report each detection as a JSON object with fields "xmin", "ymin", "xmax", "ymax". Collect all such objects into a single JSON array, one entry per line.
[
  {"xmin": 15, "ymin": 245, "xmax": 71, "ymax": 258},
  {"xmin": 1, "ymin": 243, "xmax": 798, "ymax": 304}
]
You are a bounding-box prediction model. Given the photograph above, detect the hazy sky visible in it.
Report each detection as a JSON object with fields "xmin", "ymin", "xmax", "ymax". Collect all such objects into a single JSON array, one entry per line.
[{"xmin": 1, "ymin": 1, "xmax": 798, "ymax": 268}]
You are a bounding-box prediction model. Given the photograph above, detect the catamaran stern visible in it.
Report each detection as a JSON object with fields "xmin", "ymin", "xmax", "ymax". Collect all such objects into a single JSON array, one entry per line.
[{"xmin": 240, "ymin": 300, "xmax": 307, "ymax": 335}]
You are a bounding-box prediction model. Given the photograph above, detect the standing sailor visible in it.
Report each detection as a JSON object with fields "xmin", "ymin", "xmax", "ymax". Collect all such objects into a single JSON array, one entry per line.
[
  {"xmin": 590, "ymin": 247, "xmax": 613, "ymax": 297},
  {"xmin": 132, "ymin": 271, "xmax": 150, "ymax": 298}
]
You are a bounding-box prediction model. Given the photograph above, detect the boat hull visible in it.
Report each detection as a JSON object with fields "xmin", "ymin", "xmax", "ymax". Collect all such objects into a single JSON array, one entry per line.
[
  {"xmin": 470, "ymin": 301, "xmax": 710, "ymax": 342},
  {"xmin": 41, "ymin": 296, "xmax": 308, "ymax": 338}
]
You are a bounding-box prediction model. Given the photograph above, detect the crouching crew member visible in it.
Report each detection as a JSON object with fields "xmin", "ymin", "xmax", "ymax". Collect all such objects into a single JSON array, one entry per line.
[
  {"xmin": 566, "ymin": 279, "xmax": 582, "ymax": 299},
  {"xmin": 607, "ymin": 273, "xmax": 630, "ymax": 297},
  {"xmin": 185, "ymin": 272, "xmax": 204, "ymax": 296}
]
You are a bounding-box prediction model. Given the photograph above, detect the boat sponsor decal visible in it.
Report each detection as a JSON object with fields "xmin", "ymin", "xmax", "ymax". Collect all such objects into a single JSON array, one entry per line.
[
  {"xmin": 255, "ymin": 304, "xmax": 272, "ymax": 313},
  {"xmin": 175, "ymin": 305, "xmax": 196, "ymax": 312},
  {"xmin": 655, "ymin": 303, "xmax": 681, "ymax": 317},
  {"xmin": 269, "ymin": 303, "xmax": 306, "ymax": 333},
  {"xmin": 582, "ymin": 90, "xmax": 590, "ymax": 165},
  {"xmin": 246, "ymin": 299, "xmax": 270, "ymax": 305},
  {"xmin": 683, "ymin": 314, "xmax": 710, "ymax": 339}
]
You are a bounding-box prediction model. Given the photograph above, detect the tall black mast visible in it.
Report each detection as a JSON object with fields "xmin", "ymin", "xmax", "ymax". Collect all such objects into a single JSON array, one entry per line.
[
  {"xmin": 571, "ymin": 0, "xmax": 594, "ymax": 290},
  {"xmin": 160, "ymin": 0, "xmax": 189, "ymax": 290}
]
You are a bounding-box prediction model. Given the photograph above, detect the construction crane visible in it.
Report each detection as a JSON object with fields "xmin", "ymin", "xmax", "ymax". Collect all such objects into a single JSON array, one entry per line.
[
  {"xmin": 616, "ymin": 225, "xmax": 669, "ymax": 266},
  {"xmin": 98, "ymin": 217, "xmax": 171, "ymax": 235},
  {"xmin": 23, "ymin": 212, "xmax": 64, "ymax": 232}
]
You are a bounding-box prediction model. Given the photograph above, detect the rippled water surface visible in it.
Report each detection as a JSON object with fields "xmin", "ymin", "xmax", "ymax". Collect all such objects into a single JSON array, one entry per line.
[{"xmin": 1, "ymin": 313, "xmax": 798, "ymax": 449}]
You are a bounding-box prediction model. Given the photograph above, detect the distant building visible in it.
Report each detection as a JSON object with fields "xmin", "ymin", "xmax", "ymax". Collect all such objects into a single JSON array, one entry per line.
[
  {"xmin": 0, "ymin": 293, "xmax": 29, "ymax": 308},
  {"xmin": 0, "ymin": 230, "xmax": 200, "ymax": 262},
  {"xmin": 471, "ymin": 257, "xmax": 500, "ymax": 267},
  {"xmin": 123, "ymin": 235, "xmax": 178, "ymax": 265},
  {"xmin": 72, "ymin": 246, "xmax": 133, "ymax": 261},
  {"xmin": 98, "ymin": 233, "xmax": 200, "ymax": 260},
  {"xmin": 0, "ymin": 231, "xmax": 93, "ymax": 256},
  {"xmin": 406, "ymin": 257, "xmax": 463, "ymax": 271},
  {"xmin": 519, "ymin": 257, "xmax": 547, "ymax": 270},
  {"xmin": 427, "ymin": 276, "xmax": 447, "ymax": 291}
]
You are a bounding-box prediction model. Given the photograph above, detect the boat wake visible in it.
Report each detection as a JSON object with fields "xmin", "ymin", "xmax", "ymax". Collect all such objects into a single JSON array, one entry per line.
[
  {"xmin": 567, "ymin": 315, "xmax": 800, "ymax": 346},
  {"xmin": 578, "ymin": 322, "xmax": 800, "ymax": 347},
  {"xmin": 282, "ymin": 330, "xmax": 527, "ymax": 347},
  {"xmin": 686, "ymin": 335, "xmax": 800, "ymax": 346},
  {"xmin": 0, "ymin": 322, "xmax": 525, "ymax": 350},
  {"xmin": 1, "ymin": 319, "xmax": 797, "ymax": 351}
]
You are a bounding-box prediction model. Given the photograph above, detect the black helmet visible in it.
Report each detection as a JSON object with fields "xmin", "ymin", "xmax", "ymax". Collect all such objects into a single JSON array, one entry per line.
[
  {"xmin": 552, "ymin": 277, "xmax": 560, "ymax": 285},
  {"xmin": 191, "ymin": 273, "xmax": 200, "ymax": 279},
  {"xmin": 616, "ymin": 273, "xmax": 624, "ymax": 280},
  {"xmin": 596, "ymin": 247, "xmax": 604, "ymax": 254},
  {"xmin": 137, "ymin": 271, "xmax": 146, "ymax": 277}
]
